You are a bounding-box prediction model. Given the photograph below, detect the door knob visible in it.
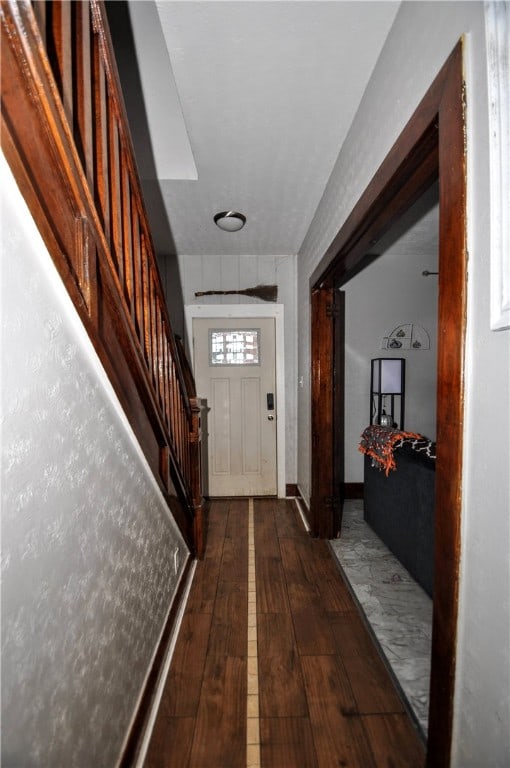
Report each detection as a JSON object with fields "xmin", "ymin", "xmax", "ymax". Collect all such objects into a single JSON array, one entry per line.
[{"xmin": 268, "ymin": 414, "xmax": 274, "ymax": 421}]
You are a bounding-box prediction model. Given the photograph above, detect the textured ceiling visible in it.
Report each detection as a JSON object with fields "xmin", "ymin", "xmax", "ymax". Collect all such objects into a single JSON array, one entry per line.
[{"xmin": 118, "ymin": 1, "xmax": 401, "ymax": 257}]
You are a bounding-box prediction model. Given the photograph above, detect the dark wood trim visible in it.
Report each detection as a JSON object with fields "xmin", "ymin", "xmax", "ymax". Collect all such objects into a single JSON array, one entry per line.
[
  {"xmin": 118, "ymin": 554, "xmax": 194, "ymax": 768},
  {"xmin": 285, "ymin": 483, "xmax": 299, "ymax": 497},
  {"xmin": 310, "ymin": 286, "xmax": 335, "ymax": 538},
  {"xmin": 310, "ymin": 41, "xmax": 466, "ymax": 768},
  {"xmin": 333, "ymin": 289, "xmax": 346, "ymax": 533},
  {"xmin": 426, "ymin": 42, "xmax": 466, "ymax": 768},
  {"xmin": 344, "ymin": 483, "xmax": 364, "ymax": 500}
]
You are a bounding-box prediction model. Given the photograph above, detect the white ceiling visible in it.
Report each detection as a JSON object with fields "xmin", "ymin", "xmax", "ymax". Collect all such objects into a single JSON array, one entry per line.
[{"xmin": 119, "ymin": 1, "xmax": 401, "ymax": 257}]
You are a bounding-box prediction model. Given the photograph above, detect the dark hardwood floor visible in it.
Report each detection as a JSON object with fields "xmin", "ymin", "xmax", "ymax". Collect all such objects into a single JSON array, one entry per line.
[{"xmin": 143, "ymin": 498, "xmax": 425, "ymax": 767}]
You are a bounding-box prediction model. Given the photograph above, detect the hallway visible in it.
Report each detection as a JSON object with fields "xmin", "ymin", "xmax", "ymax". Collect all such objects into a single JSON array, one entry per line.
[{"xmin": 143, "ymin": 498, "xmax": 425, "ymax": 767}]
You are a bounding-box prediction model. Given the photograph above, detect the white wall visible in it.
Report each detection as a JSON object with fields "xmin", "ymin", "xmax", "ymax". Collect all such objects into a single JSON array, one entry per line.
[
  {"xmin": 178, "ymin": 253, "xmax": 298, "ymax": 486},
  {"xmin": 343, "ymin": 248, "xmax": 438, "ymax": 482},
  {"xmin": 1, "ymin": 154, "xmax": 189, "ymax": 768},
  {"xmin": 297, "ymin": 2, "xmax": 510, "ymax": 764}
]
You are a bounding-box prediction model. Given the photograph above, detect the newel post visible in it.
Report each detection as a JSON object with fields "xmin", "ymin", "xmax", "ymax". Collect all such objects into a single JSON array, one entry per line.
[{"xmin": 189, "ymin": 397, "xmax": 204, "ymax": 558}]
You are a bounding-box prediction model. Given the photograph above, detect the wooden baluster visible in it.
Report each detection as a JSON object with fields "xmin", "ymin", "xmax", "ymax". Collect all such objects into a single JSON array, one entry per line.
[
  {"xmin": 147, "ymin": 274, "xmax": 155, "ymax": 386},
  {"xmin": 108, "ymin": 116, "xmax": 122, "ymax": 277},
  {"xmin": 92, "ymin": 30, "xmax": 110, "ymax": 246},
  {"xmin": 171, "ymin": 363, "xmax": 179, "ymax": 455},
  {"xmin": 45, "ymin": 0, "xmax": 72, "ymax": 122},
  {"xmin": 163, "ymin": 326, "xmax": 170, "ymax": 423},
  {"xmin": 177, "ymin": 400, "xmax": 183, "ymax": 471},
  {"xmin": 190, "ymin": 396, "xmax": 203, "ymax": 558},
  {"xmin": 150, "ymin": 271, "xmax": 159, "ymax": 389},
  {"xmin": 131, "ymin": 206, "xmax": 142, "ymax": 337},
  {"xmin": 148, "ymin": 273, "xmax": 156, "ymax": 387},
  {"xmin": 177, "ymin": 371, "xmax": 184, "ymax": 467},
  {"xmin": 32, "ymin": 1, "xmax": 47, "ymax": 52},
  {"xmin": 159, "ymin": 316, "xmax": 165, "ymax": 417},
  {"xmin": 179, "ymin": 394, "xmax": 186, "ymax": 472},
  {"xmin": 187, "ymin": 406, "xmax": 192, "ymax": 480},
  {"xmin": 168, "ymin": 341, "xmax": 175, "ymax": 440},
  {"xmin": 171, "ymin": 361, "xmax": 179, "ymax": 453},
  {"xmin": 160, "ymin": 321, "xmax": 167, "ymax": 421},
  {"xmin": 159, "ymin": 329, "xmax": 167, "ymax": 425},
  {"xmin": 166, "ymin": 355, "xmax": 174, "ymax": 449},
  {"xmin": 141, "ymin": 234, "xmax": 152, "ymax": 368},
  {"xmin": 156, "ymin": 307, "xmax": 164, "ymax": 410},
  {"xmin": 182, "ymin": 425, "xmax": 187, "ymax": 477},
  {"xmin": 121, "ymin": 165, "xmax": 134, "ymax": 309},
  {"xmin": 72, "ymin": 1, "xmax": 94, "ymax": 189},
  {"xmin": 162, "ymin": 331, "xmax": 171, "ymax": 434}
]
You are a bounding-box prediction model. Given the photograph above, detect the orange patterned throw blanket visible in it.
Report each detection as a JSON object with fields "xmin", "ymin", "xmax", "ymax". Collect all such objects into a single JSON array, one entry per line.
[{"xmin": 359, "ymin": 425, "xmax": 423, "ymax": 476}]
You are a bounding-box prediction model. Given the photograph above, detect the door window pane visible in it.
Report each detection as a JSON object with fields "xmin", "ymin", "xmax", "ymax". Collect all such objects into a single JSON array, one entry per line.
[{"xmin": 209, "ymin": 329, "xmax": 260, "ymax": 366}]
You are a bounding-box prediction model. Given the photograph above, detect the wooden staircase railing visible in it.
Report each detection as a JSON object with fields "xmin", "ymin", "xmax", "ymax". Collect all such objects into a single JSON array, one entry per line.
[{"xmin": 1, "ymin": 0, "xmax": 204, "ymax": 556}]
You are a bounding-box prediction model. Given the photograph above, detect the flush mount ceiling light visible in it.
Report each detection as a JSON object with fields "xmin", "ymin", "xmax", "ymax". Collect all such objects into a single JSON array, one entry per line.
[{"xmin": 213, "ymin": 211, "xmax": 246, "ymax": 232}]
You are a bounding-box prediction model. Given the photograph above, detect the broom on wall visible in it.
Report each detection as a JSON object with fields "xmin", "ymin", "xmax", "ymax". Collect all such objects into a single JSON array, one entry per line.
[{"xmin": 194, "ymin": 284, "xmax": 278, "ymax": 302}]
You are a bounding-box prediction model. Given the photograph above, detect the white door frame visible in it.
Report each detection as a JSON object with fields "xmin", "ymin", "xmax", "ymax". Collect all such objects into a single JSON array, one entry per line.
[{"xmin": 185, "ymin": 304, "xmax": 286, "ymax": 498}]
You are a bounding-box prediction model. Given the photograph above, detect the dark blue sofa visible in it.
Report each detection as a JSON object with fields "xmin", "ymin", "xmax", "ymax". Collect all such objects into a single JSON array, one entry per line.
[{"xmin": 363, "ymin": 443, "xmax": 435, "ymax": 597}]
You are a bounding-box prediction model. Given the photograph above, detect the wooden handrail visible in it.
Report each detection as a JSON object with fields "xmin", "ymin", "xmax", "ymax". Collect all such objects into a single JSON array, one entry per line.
[{"xmin": 1, "ymin": 0, "xmax": 204, "ymax": 555}]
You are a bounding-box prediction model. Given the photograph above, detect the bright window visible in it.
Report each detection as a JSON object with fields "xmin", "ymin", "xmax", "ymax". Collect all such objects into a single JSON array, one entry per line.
[{"xmin": 209, "ymin": 329, "xmax": 260, "ymax": 366}]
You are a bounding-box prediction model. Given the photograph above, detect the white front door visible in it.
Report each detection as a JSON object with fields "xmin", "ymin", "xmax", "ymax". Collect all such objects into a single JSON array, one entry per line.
[{"xmin": 193, "ymin": 317, "xmax": 277, "ymax": 496}]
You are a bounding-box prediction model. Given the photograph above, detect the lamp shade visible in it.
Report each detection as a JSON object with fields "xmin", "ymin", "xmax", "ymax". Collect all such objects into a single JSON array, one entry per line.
[
  {"xmin": 372, "ymin": 357, "xmax": 405, "ymax": 395},
  {"xmin": 372, "ymin": 358, "xmax": 404, "ymax": 394}
]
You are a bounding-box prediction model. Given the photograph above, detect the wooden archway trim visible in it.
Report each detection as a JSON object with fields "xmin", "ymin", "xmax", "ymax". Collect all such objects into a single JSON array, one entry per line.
[
  {"xmin": 310, "ymin": 286, "xmax": 335, "ymax": 538},
  {"xmin": 310, "ymin": 41, "xmax": 466, "ymax": 768}
]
